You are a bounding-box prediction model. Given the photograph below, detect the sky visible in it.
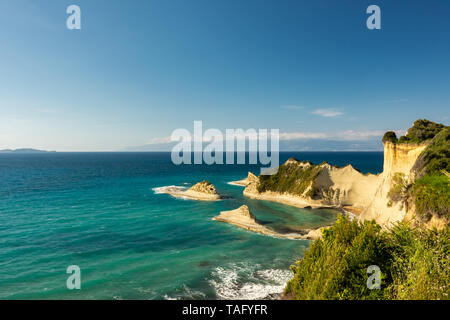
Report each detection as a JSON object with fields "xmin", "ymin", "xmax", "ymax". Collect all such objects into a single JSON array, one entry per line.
[{"xmin": 0, "ymin": 0, "xmax": 449, "ymax": 151}]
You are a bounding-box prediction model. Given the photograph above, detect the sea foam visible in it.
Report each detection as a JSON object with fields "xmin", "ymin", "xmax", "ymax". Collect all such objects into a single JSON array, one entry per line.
[
  {"xmin": 209, "ymin": 263, "xmax": 292, "ymax": 300},
  {"xmin": 152, "ymin": 185, "xmax": 187, "ymax": 194}
]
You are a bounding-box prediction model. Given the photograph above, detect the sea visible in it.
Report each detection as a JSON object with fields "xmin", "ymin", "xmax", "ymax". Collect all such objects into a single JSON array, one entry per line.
[{"xmin": 0, "ymin": 152, "xmax": 383, "ymax": 299}]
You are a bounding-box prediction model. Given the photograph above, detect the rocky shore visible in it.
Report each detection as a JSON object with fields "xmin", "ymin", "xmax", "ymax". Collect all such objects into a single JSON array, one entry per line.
[
  {"xmin": 213, "ymin": 205, "xmax": 325, "ymax": 240},
  {"xmin": 239, "ymin": 144, "xmax": 428, "ymax": 229}
]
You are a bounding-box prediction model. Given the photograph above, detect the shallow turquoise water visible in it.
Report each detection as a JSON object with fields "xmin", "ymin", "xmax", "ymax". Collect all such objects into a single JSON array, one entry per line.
[{"xmin": 0, "ymin": 152, "xmax": 382, "ymax": 299}]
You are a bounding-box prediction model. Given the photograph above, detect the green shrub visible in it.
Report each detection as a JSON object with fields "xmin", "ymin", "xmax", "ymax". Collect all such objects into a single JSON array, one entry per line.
[
  {"xmin": 387, "ymin": 225, "xmax": 450, "ymax": 299},
  {"xmin": 285, "ymin": 216, "xmax": 450, "ymax": 300},
  {"xmin": 387, "ymin": 173, "xmax": 411, "ymax": 206},
  {"xmin": 285, "ymin": 216, "xmax": 392, "ymax": 300},
  {"xmin": 412, "ymin": 174, "xmax": 450, "ymax": 221},
  {"xmin": 412, "ymin": 127, "xmax": 450, "ymax": 177},
  {"xmin": 258, "ymin": 160, "xmax": 323, "ymax": 196},
  {"xmin": 382, "ymin": 131, "xmax": 398, "ymax": 144},
  {"xmin": 398, "ymin": 119, "xmax": 445, "ymax": 144},
  {"xmin": 398, "ymin": 135, "xmax": 410, "ymax": 143}
]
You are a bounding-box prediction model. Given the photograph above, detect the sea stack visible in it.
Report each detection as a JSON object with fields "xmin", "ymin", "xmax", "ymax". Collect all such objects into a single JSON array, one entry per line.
[
  {"xmin": 213, "ymin": 205, "xmax": 319, "ymax": 240},
  {"xmin": 182, "ymin": 180, "xmax": 222, "ymax": 201},
  {"xmin": 229, "ymin": 172, "xmax": 258, "ymax": 186},
  {"xmin": 213, "ymin": 205, "xmax": 260, "ymax": 227},
  {"xmin": 158, "ymin": 180, "xmax": 222, "ymax": 201}
]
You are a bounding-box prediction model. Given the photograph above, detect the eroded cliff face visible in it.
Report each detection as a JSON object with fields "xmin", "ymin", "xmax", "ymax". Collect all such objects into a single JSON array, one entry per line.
[
  {"xmin": 243, "ymin": 142, "xmax": 428, "ymax": 228},
  {"xmin": 243, "ymin": 161, "xmax": 381, "ymax": 211},
  {"xmin": 358, "ymin": 142, "xmax": 427, "ymax": 227},
  {"xmin": 382, "ymin": 142, "xmax": 427, "ymax": 178}
]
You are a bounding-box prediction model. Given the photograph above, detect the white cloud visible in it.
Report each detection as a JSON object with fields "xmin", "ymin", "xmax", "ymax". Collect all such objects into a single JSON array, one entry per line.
[
  {"xmin": 279, "ymin": 132, "xmax": 327, "ymax": 140},
  {"xmin": 279, "ymin": 130, "xmax": 393, "ymax": 141},
  {"xmin": 332, "ymin": 130, "xmax": 385, "ymax": 141},
  {"xmin": 147, "ymin": 136, "xmax": 172, "ymax": 145},
  {"xmin": 146, "ymin": 129, "xmax": 400, "ymax": 145},
  {"xmin": 311, "ymin": 108, "xmax": 343, "ymax": 117}
]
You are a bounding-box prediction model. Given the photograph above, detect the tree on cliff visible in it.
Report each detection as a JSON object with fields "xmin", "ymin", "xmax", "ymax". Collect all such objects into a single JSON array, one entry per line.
[
  {"xmin": 399, "ymin": 119, "xmax": 445, "ymax": 144},
  {"xmin": 382, "ymin": 131, "xmax": 398, "ymax": 144}
]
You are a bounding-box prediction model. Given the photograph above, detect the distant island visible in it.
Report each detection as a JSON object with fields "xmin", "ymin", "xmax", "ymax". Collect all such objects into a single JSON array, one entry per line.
[{"xmin": 0, "ymin": 148, "xmax": 55, "ymax": 153}]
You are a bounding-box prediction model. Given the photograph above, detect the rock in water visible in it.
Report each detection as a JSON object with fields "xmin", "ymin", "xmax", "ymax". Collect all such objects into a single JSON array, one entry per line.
[
  {"xmin": 213, "ymin": 205, "xmax": 320, "ymax": 240},
  {"xmin": 214, "ymin": 205, "xmax": 259, "ymax": 226},
  {"xmin": 188, "ymin": 180, "xmax": 218, "ymax": 195},
  {"xmin": 157, "ymin": 180, "xmax": 222, "ymax": 201}
]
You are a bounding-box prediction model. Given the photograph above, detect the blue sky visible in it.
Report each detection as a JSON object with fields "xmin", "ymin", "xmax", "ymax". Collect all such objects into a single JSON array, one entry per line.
[{"xmin": 0, "ymin": 0, "xmax": 449, "ymax": 151}]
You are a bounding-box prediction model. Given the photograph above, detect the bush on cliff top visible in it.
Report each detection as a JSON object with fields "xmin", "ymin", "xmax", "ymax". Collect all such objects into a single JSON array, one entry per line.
[
  {"xmin": 409, "ymin": 127, "xmax": 450, "ymax": 222},
  {"xmin": 257, "ymin": 161, "xmax": 322, "ymax": 196},
  {"xmin": 383, "ymin": 119, "xmax": 446, "ymax": 145},
  {"xmin": 413, "ymin": 127, "xmax": 450, "ymax": 177},
  {"xmin": 382, "ymin": 131, "xmax": 398, "ymax": 144},
  {"xmin": 285, "ymin": 215, "xmax": 450, "ymax": 300},
  {"xmin": 398, "ymin": 119, "xmax": 445, "ymax": 144}
]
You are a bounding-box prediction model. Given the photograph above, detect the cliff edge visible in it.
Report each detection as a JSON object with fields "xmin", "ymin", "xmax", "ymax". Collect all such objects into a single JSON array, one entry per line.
[{"xmin": 243, "ymin": 119, "xmax": 449, "ymax": 229}]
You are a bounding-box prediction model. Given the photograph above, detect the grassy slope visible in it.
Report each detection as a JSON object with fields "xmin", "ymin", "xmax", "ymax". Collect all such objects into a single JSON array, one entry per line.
[
  {"xmin": 285, "ymin": 216, "xmax": 450, "ymax": 300},
  {"xmin": 257, "ymin": 159, "xmax": 323, "ymax": 197}
]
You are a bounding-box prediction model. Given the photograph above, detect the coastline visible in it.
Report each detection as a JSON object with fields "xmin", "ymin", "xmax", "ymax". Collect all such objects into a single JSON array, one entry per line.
[
  {"xmin": 243, "ymin": 189, "xmax": 332, "ymax": 209},
  {"xmin": 213, "ymin": 205, "xmax": 327, "ymax": 241}
]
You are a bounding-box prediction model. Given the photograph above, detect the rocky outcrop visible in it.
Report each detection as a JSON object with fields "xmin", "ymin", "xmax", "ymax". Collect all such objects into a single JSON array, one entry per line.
[
  {"xmin": 229, "ymin": 172, "xmax": 258, "ymax": 186},
  {"xmin": 358, "ymin": 142, "xmax": 427, "ymax": 227},
  {"xmin": 382, "ymin": 142, "xmax": 427, "ymax": 177},
  {"xmin": 160, "ymin": 181, "xmax": 222, "ymax": 201},
  {"xmin": 243, "ymin": 161, "xmax": 380, "ymax": 211},
  {"xmin": 213, "ymin": 205, "xmax": 323, "ymax": 240},
  {"xmin": 242, "ymin": 141, "xmax": 430, "ymax": 228},
  {"xmin": 188, "ymin": 180, "xmax": 218, "ymax": 194}
]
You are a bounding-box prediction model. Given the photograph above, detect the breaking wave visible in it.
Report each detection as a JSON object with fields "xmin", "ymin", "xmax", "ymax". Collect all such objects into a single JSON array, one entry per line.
[
  {"xmin": 227, "ymin": 181, "xmax": 245, "ymax": 186},
  {"xmin": 152, "ymin": 185, "xmax": 187, "ymax": 194},
  {"xmin": 209, "ymin": 262, "xmax": 292, "ymax": 300}
]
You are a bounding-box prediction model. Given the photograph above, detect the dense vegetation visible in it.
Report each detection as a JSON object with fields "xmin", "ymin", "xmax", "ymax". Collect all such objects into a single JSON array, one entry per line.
[
  {"xmin": 382, "ymin": 131, "xmax": 398, "ymax": 144},
  {"xmin": 382, "ymin": 119, "xmax": 446, "ymax": 145},
  {"xmin": 398, "ymin": 119, "xmax": 445, "ymax": 144},
  {"xmin": 413, "ymin": 175, "xmax": 450, "ymax": 222},
  {"xmin": 285, "ymin": 216, "xmax": 450, "ymax": 300},
  {"xmin": 412, "ymin": 127, "xmax": 450, "ymax": 177},
  {"xmin": 257, "ymin": 159, "xmax": 323, "ymax": 196},
  {"xmin": 410, "ymin": 125, "xmax": 450, "ymax": 222}
]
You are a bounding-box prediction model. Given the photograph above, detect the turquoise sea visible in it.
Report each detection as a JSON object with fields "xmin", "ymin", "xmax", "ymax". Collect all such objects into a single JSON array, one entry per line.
[{"xmin": 0, "ymin": 152, "xmax": 383, "ymax": 299}]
